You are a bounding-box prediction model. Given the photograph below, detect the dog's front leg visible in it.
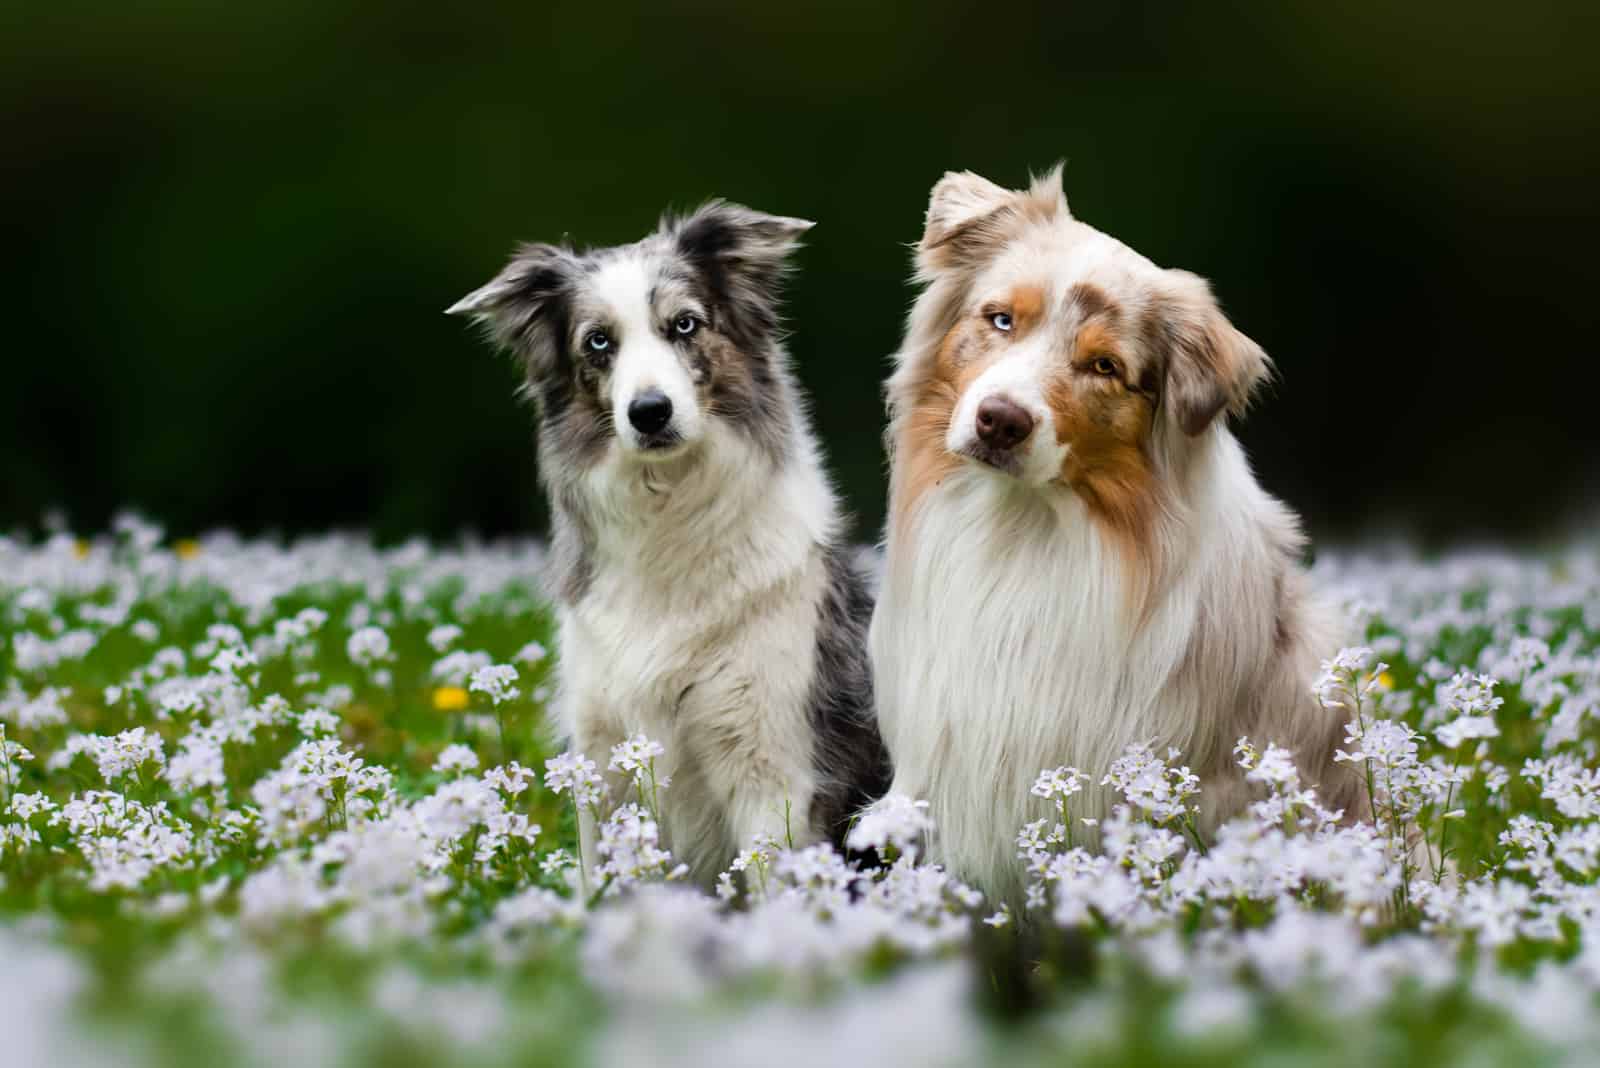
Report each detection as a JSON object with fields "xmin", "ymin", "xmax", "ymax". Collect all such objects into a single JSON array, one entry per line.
[
  {"xmin": 686, "ymin": 693, "xmax": 820, "ymax": 872},
  {"xmin": 726, "ymin": 767, "xmax": 816, "ymax": 858},
  {"xmin": 723, "ymin": 732, "xmax": 821, "ymax": 862}
]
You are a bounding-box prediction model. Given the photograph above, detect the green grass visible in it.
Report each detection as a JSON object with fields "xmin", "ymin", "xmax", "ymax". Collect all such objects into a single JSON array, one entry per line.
[{"xmin": 2, "ymin": 527, "xmax": 1599, "ymax": 1066}]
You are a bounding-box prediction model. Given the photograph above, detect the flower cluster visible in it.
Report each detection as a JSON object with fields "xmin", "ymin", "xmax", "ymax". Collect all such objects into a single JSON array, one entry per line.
[{"xmin": 2, "ymin": 517, "xmax": 1600, "ymax": 1065}]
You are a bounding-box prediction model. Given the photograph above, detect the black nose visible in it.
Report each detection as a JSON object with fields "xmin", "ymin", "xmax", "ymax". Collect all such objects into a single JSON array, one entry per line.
[
  {"xmin": 627, "ymin": 390, "xmax": 674, "ymax": 435},
  {"xmin": 975, "ymin": 396, "xmax": 1035, "ymax": 451}
]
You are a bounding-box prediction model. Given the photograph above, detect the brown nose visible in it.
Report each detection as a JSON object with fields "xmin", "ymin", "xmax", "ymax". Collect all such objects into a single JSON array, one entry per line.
[{"xmin": 975, "ymin": 396, "xmax": 1035, "ymax": 451}]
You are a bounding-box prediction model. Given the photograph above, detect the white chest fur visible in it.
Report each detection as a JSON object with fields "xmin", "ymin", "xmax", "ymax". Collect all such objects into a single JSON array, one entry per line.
[
  {"xmin": 870, "ymin": 439, "xmax": 1292, "ymax": 905},
  {"xmin": 555, "ymin": 429, "xmax": 837, "ymax": 881}
]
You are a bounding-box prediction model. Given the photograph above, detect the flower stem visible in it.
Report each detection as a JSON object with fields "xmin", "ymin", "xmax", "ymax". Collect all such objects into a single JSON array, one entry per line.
[{"xmin": 572, "ymin": 797, "xmax": 588, "ymax": 896}]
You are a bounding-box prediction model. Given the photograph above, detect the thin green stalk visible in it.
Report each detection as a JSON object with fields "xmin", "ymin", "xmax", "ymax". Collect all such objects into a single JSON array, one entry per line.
[
  {"xmin": 1181, "ymin": 812, "xmax": 1210, "ymax": 857},
  {"xmin": 585, "ymin": 873, "xmax": 615, "ymax": 909},
  {"xmin": 648, "ymin": 759, "xmax": 663, "ymax": 825},
  {"xmin": 1434, "ymin": 746, "xmax": 1470, "ymax": 883},
  {"xmin": 1, "ymin": 726, "xmax": 14, "ymax": 819},
  {"xmin": 572, "ymin": 797, "xmax": 589, "ymax": 896}
]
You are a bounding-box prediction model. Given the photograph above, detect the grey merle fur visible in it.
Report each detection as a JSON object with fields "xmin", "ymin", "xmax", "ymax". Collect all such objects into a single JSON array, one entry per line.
[
  {"xmin": 807, "ymin": 545, "xmax": 892, "ymax": 845},
  {"xmin": 449, "ymin": 201, "xmax": 889, "ymax": 853}
]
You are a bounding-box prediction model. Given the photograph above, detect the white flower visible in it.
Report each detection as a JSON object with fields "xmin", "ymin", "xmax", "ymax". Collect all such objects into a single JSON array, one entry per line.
[
  {"xmin": 5, "ymin": 688, "xmax": 69, "ymax": 729},
  {"xmin": 8, "ymin": 791, "xmax": 56, "ymax": 820},
  {"xmin": 847, "ymin": 794, "xmax": 933, "ymax": 858},
  {"xmin": 544, "ymin": 752, "xmax": 605, "ymax": 811},
  {"xmin": 6, "ymin": 516, "xmax": 1600, "ymax": 1056},
  {"xmin": 467, "ymin": 664, "xmax": 519, "ymax": 706},
  {"xmin": 2, "ymin": 738, "xmax": 35, "ymax": 771},
  {"xmin": 539, "ymin": 850, "xmax": 575, "ymax": 879},
  {"xmin": 51, "ymin": 791, "xmax": 195, "ymax": 892},
  {"xmin": 486, "ymin": 886, "xmax": 584, "ymax": 954},
  {"xmin": 250, "ymin": 738, "xmax": 394, "ymax": 846},
  {"xmin": 1102, "ymin": 743, "xmax": 1199, "ymax": 824},
  {"xmin": 1311, "ymin": 646, "xmax": 1376, "ymax": 707},
  {"xmin": 1244, "ymin": 743, "xmax": 1300, "ymax": 789},
  {"xmin": 1031, "ymin": 766, "xmax": 1089, "ymax": 801},
  {"xmin": 608, "ymin": 733, "xmax": 665, "ymax": 776},
  {"xmin": 432, "ymin": 650, "xmax": 493, "ymax": 687},
  {"xmin": 1435, "ymin": 715, "xmax": 1500, "ymax": 749},
  {"xmin": 164, "ymin": 737, "xmax": 225, "ymax": 792},
  {"xmin": 483, "ymin": 762, "xmax": 536, "ymax": 797},
  {"xmin": 92, "ymin": 727, "xmax": 166, "ymax": 784},
  {"xmin": 346, "ymin": 626, "xmax": 392, "ymax": 667},
  {"xmin": 433, "ymin": 744, "xmax": 480, "ymax": 775},
  {"xmin": 1, "ymin": 822, "xmax": 42, "ymax": 852},
  {"xmin": 413, "ymin": 779, "xmax": 496, "ymax": 843},
  {"xmin": 208, "ymin": 646, "xmax": 257, "ymax": 676},
  {"xmin": 426, "ymin": 625, "xmax": 464, "ymax": 653},
  {"xmin": 297, "ymin": 706, "xmax": 342, "ymax": 737},
  {"xmin": 593, "ymin": 803, "xmax": 680, "ymax": 890},
  {"xmin": 1436, "ymin": 671, "xmax": 1504, "ymax": 719},
  {"xmin": 1169, "ymin": 984, "xmax": 1255, "ymax": 1039}
]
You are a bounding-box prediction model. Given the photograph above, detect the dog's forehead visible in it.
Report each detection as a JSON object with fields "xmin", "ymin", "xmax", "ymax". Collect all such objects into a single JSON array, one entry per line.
[
  {"xmin": 575, "ymin": 248, "xmax": 697, "ymax": 321},
  {"xmin": 585, "ymin": 251, "xmax": 653, "ymax": 307},
  {"xmin": 981, "ymin": 217, "xmax": 1159, "ymax": 314}
]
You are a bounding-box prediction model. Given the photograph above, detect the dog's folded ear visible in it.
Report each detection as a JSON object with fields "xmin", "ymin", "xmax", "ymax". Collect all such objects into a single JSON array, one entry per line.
[
  {"xmin": 446, "ymin": 243, "xmax": 576, "ymax": 378},
  {"xmin": 672, "ymin": 201, "xmax": 813, "ymax": 347},
  {"xmin": 922, "ymin": 171, "xmax": 1012, "ymax": 246},
  {"xmin": 1155, "ymin": 269, "xmax": 1273, "ymax": 436},
  {"xmin": 919, "ymin": 165, "xmax": 1070, "ymax": 275}
]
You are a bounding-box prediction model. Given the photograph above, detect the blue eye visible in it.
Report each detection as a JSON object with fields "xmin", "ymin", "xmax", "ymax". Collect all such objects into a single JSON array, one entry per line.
[
  {"xmin": 585, "ymin": 331, "xmax": 611, "ymax": 354},
  {"xmin": 673, "ymin": 314, "xmax": 700, "ymax": 337},
  {"xmin": 990, "ymin": 312, "xmax": 1013, "ymax": 332}
]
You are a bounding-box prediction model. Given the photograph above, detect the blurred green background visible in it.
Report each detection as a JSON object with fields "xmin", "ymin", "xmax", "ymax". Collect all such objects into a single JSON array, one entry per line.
[{"xmin": 4, "ymin": 1, "xmax": 1597, "ymax": 544}]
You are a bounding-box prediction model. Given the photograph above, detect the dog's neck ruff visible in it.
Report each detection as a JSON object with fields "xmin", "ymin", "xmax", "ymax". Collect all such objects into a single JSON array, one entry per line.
[
  {"xmin": 872, "ymin": 426, "xmax": 1278, "ymax": 903},
  {"xmin": 573, "ymin": 421, "xmax": 837, "ymax": 608}
]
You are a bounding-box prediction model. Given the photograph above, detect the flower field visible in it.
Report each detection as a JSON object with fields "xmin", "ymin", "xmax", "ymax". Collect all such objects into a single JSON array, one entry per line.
[{"xmin": 4, "ymin": 516, "xmax": 1600, "ymax": 1067}]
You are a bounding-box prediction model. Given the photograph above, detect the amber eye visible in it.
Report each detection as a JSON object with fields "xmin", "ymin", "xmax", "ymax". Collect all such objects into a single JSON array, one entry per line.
[{"xmin": 1090, "ymin": 356, "xmax": 1119, "ymax": 377}]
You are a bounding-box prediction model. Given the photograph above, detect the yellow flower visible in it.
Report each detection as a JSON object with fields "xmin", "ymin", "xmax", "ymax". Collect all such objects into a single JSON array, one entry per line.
[
  {"xmin": 432, "ymin": 686, "xmax": 470, "ymax": 712},
  {"xmin": 1378, "ymin": 671, "xmax": 1395, "ymax": 691},
  {"xmin": 174, "ymin": 539, "xmax": 202, "ymax": 560},
  {"xmin": 73, "ymin": 539, "xmax": 90, "ymax": 559}
]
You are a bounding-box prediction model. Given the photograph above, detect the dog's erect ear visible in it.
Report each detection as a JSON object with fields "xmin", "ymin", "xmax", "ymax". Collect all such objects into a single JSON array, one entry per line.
[
  {"xmin": 672, "ymin": 201, "xmax": 812, "ymax": 346},
  {"xmin": 1153, "ymin": 270, "xmax": 1272, "ymax": 436},
  {"xmin": 447, "ymin": 243, "xmax": 576, "ymax": 379},
  {"xmin": 918, "ymin": 165, "xmax": 1069, "ymax": 275}
]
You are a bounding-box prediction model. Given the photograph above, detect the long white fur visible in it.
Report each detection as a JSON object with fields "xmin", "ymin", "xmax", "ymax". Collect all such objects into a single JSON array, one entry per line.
[{"xmin": 871, "ymin": 170, "xmax": 1354, "ymax": 907}]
